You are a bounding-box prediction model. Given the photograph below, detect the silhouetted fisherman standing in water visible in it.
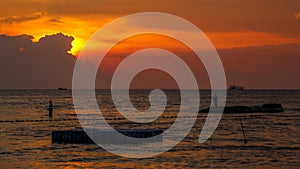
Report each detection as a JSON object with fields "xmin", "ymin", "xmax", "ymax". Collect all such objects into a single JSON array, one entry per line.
[
  {"xmin": 213, "ymin": 94, "xmax": 218, "ymax": 107},
  {"xmin": 48, "ymin": 101, "xmax": 53, "ymax": 118}
]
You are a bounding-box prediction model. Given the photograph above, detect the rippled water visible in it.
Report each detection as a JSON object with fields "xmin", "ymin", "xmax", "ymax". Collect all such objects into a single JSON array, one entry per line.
[{"xmin": 0, "ymin": 90, "xmax": 299, "ymax": 168}]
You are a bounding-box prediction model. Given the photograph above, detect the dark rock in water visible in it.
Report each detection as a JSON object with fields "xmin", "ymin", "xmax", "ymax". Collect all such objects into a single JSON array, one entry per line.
[
  {"xmin": 261, "ymin": 104, "xmax": 283, "ymax": 112},
  {"xmin": 199, "ymin": 104, "xmax": 284, "ymax": 114},
  {"xmin": 224, "ymin": 106, "xmax": 253, "ymax": 113},
  {"xmin": 198, "ymin": 108, "xmax": 209, "ymax": 113},
  {"xmin": 52, "ymin": 128, "xmax": 164, "ymax": 144},
  {"xmin": 52, "ymin": 128, "xmax": 94, "ymax": 144},
  {"xmin": 199, "ymin": 106, "xmax": 252, "ymax": 113}
]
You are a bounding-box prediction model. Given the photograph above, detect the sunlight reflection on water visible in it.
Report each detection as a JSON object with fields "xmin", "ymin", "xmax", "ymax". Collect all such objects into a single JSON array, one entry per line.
[{"xmin": 0, "ymin": 90, "xmax": 299, "ymax": 168}]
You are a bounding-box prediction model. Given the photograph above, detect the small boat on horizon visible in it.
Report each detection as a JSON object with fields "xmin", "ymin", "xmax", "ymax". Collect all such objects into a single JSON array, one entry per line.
[{"xmin": 58, "ymin": 87, "xmax": 67, "ymax": 90}]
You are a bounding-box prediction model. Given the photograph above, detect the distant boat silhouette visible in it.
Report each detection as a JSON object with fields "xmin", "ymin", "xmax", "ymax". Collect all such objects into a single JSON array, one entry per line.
[
  {"xmin": 228, "ymin": 85, "xmax": 244, "ymax": 90},
  {"xmin": 58, "ymin": 87, "xmax": 67, "ymax": 90}
]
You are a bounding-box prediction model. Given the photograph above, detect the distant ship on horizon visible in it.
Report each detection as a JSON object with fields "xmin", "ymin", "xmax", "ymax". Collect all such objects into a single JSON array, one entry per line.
[{"xmin": 228, "ymin": 85, "xmax": 244, "ymax": 90}]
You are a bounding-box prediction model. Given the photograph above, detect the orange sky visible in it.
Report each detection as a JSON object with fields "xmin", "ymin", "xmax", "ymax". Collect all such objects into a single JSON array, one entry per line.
[
  {"xmin": 1, "ymin": 0, "xmax": 300, "ymax": 56},
  {"xmin": 1, "ymin": 0, "xmax": 300, "ymax": 89}
]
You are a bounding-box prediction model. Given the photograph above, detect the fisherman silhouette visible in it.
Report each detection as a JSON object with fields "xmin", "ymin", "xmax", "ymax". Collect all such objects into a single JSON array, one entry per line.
[
  {"xmin": 48, "ymin": 101, "xmax": 53, "ymax": 118},
  {"xmin": 213, "ymin": 94, "xmax": 218, "ymax": 107}
]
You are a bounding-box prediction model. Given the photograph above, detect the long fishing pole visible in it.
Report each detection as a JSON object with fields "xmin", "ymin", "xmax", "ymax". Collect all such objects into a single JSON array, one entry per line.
[{"xmin": 239, "ymin": 117, "xmax": 248, "ymax": 144}]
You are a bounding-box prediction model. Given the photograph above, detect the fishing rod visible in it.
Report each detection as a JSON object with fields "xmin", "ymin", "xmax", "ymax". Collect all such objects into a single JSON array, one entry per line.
[{"xmin": 239, "ymin": 117, "xmax": 248, "ymax": 144}]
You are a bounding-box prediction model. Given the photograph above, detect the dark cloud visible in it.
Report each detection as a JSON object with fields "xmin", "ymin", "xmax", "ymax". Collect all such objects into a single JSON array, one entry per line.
[
  {"xmin": 0, "ymin": 12, "xmax": 46, "ymax": 24},
  {"xmin": 0, "ymin": 33, "xmax": 75, "ymax": 89},
  {"xmin": 48, "ymin": 18, "xmax": 63, "ymax": 23}
]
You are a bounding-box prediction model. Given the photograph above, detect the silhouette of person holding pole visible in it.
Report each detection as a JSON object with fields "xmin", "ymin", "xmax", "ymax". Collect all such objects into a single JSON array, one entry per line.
[
  {"xmin": 48, "ymin": 101, "xmax": 53, "ymax": 118},
  {"xmin": 213, "ymin": 94, "xmax": 218, "ymax": 107}
]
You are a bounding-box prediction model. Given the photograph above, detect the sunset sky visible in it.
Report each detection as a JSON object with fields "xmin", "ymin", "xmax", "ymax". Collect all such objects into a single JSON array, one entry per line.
[{"xmin": 0, "ymin": 0, "xmax": 300, "ymax": 89}]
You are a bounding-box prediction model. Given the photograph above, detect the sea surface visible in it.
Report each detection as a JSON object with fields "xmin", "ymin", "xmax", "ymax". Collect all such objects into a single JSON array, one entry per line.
[{"xmin": 0, "ymin": 89, "xmax": 299, "ymax": 168}]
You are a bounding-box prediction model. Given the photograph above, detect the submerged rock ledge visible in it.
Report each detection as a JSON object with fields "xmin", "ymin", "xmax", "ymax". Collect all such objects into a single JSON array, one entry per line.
[{"xmin": 199, "ymin": 104, "xmax": 284, "ymax": 114}]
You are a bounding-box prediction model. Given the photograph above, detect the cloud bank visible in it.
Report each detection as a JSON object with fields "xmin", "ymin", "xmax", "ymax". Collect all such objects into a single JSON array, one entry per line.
[
  {"xmin": 0, "ymin": 12, "xmax": 46, "ymax": 24},
  {"xmin": 0, "ymin": 33, "xmax": 75, "ymax": 88}
]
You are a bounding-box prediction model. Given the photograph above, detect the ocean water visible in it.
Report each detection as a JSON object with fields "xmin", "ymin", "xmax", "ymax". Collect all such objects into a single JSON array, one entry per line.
[{"xmin": 0, "ymin": 89, "xmax": 299, "ymax": 168}]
